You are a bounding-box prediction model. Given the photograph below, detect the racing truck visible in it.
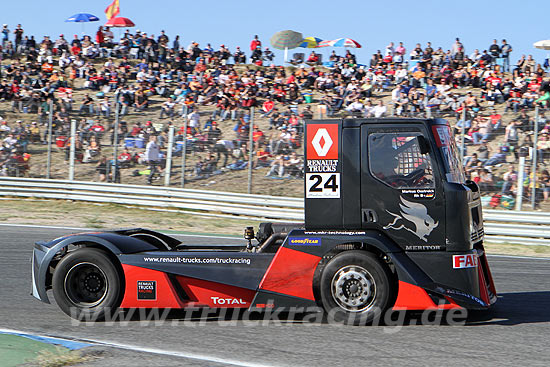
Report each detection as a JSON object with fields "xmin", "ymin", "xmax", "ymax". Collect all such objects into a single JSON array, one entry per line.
[{"xmin": 31, "ymin": 118, "xmax": 497, "ymax": 323}]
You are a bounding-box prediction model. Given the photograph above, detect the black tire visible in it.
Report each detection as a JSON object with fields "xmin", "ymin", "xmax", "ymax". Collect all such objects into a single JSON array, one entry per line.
[
  {"xmin": 319, "ymin": 250, "xmax": 393, "ymax": 325},
  {"xmin": 52, "ymin": 248, "xmax": 122, "ymax": 321}
]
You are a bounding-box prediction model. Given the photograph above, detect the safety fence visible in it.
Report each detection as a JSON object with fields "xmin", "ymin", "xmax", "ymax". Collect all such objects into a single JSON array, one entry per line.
[{"xmin": 0, "ymin": 177, "xmax": 549, "ymax": 246}]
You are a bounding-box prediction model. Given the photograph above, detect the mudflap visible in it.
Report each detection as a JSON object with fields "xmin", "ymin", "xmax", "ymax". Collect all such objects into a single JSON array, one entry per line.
[{"xmin": 475, "ymin": 244, "xmax": 498, "ymax": 306}]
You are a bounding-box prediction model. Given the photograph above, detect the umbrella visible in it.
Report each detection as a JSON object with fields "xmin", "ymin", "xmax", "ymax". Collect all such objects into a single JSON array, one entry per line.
[
  {"xmin": 319, "ymin": 38, "xmax": 362, "ymax": 48},
  {"xmin": 105, "ymin": 17, "xmax": 135, "ymax": 27},
  {"xmin": 534, "ymin": 40, "xmax": 550, "ymax": 50},
  {"xmin": 65, "ymin": 13, "xmax": 100, "ymax": 35},
  {"xmin": 270, "ymin": 30, "xmax": 303, "ymax": 50},
  {"xmin": 270, "ymin": 30, "xmax": 303, "ymax": 62},
  {"xmin": 300, "ymin": 37, "xmax": 323, "ymax": 48},
  {"xmin": 534, "ymin": 40, "xmax": 550, "ymax": 70},
  {"xmin": 65, "ymin": 13, "xmax": 99, "ymax": 22}
]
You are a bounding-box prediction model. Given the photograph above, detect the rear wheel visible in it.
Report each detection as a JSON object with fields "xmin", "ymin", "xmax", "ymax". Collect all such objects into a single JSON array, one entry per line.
[
  {"xmin": 320, "ymin": 251, "xmax": 393, "ymax": 325},
  {"xmin": 52, "ymin": 248, "xmax": 122, "ymax": 320}
]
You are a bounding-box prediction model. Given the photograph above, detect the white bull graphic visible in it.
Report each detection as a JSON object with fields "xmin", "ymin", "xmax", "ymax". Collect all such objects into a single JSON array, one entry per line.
[{"xmin": 383, "ymin": 197, "xmax": 439, "ymax": 242}]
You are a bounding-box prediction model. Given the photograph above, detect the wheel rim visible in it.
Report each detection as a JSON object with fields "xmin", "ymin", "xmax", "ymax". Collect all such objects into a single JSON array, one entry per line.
[
  {"xmin": 64, "ymin": 262, "xmax": 108, "ymax": 308},
  {"xmin": 331, "ymin": 265, "xmax": 376, "ymax": 312}
]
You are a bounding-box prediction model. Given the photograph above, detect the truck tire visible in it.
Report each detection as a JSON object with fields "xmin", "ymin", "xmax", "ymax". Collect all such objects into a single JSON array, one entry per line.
[
  {"xmin": 52, "ymin": 248, "xmax": 122, "ymax": 321},
  {"xmin": 320, "ymin": 250, "xmax": 393, "ymax": 325}
]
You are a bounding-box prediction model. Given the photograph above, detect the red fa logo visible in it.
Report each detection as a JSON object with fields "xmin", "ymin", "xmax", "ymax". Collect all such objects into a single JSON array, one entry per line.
[{"xmin": 453, "ymin": 254, "xmax": 478, "ymax": 269}]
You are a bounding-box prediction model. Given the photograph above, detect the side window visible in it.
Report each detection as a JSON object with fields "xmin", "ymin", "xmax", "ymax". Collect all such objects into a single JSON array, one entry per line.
[{"xmin": 368, "ymin": 132, "xmax": 435, "ymax": 189}]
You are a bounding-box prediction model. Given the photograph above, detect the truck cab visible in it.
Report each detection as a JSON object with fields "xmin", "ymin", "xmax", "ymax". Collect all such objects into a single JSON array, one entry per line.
[
  {"xmin": 305, "ymin": 118, "xmax": 483, "ymax": 252},
  {"xmin": 298, "ymin": 118, "xmax": 496, "ymax": 319}
]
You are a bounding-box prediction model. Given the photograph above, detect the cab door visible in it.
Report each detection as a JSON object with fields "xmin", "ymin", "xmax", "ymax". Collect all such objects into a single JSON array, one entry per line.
[{"xmin": 360, "ymin": 124, "xmax": 445, "ymax": 250}]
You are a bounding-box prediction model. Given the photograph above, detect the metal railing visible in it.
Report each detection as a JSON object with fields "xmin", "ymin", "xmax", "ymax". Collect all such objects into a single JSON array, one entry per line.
[
  {"xmin": 0, "ymin": 177, "xmax": 303, "ymax": 220},
  {"xmin": 0, "ymin": 177, "xmax": 549, "ymax": 246}
]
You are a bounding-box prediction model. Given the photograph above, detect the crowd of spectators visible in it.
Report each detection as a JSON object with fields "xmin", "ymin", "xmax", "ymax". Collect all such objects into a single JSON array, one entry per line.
[{"xmin": 2, "ymin": 23, "xmax": 550, "ymax": 204}]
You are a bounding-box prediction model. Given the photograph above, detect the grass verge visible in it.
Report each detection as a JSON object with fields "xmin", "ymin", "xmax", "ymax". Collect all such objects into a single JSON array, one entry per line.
[
  {"xmin": 484, "ymin": 242, "xmax": 550, "ymax": 257},
  {"xmin": 34, "ymin": 347, "xmax": 89, "ymax": 367},
  {"xmin": 0, "ymin": 198, "xmax": 262, "ymax": 236}
]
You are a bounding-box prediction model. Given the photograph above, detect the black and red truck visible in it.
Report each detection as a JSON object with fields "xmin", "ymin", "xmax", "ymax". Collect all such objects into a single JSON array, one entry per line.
[{"xmin": 31, "ymin": 118, "xmax": 497, "ymax": 323}]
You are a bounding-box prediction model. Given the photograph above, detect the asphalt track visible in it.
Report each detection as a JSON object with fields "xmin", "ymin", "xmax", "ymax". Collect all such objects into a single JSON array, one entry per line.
[{"xmin": 1, "ymin": 224, "xmax": 550, "ymax": 366}]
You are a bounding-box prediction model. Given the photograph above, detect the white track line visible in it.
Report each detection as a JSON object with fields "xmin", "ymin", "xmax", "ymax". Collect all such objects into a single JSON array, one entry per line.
[
  {"xmin": 0, "ymin": 223, "xmax": 88, "ymax": 231},
  {"xmin": 0, "ymin": 328, "xmax": 277, "ymax": 367},
  {"xmin": 487, "ymin": 254, "xmax": 550, "ymax": 260},
  {"xmin": 82, "ymin": 338, "xmax": 277, "ymax": 367}
]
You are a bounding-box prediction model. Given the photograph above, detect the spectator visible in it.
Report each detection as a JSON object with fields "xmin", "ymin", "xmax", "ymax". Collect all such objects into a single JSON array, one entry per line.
[
  {"xmin": 96, "ymin": 156, "xmax": 108, "ymax": 181},
  {"xmin": 13, "ymin": 24, "xmax": 23, "ymax": 51},
  {"xmin": 98, "ymin": 96, "xmax": 111, "ymax": 118},
  {"xmin": 472, "ymin": 116, "xmax": 492, "ymax": 144},
  {"xmin": 284, "ymin": 151, "xmax": 302, "ymax": 177},
  {"xmin": 263, "ymin": 47, "xmax": 274, "ymax": 62},
  {"xmin": 145, "ymin": 135, "xmax": 160, "ymax": 184},
  {"xmin": 478, "ymin": 168, "xmax": 494, "ymax": 191},
  {"xmin": 394, "ymin": 91, "xmax": 409, "ymax": 116},
  {"xmin": 488, "ymin": 39, "xmax": 500, "ymax": 65},
  {"xmin": 233, "ymin": 47, "xmax": 245, "ymax": 64},
  {"xmin": 537, "ymin": 132, "xmax": 550, "ymax": 164},
  {"xmin": 306, "ymin": 51, "xmax": 319, "ymax": 65},
  {"xmin": 372, "ymin": 100, "xmax": 387, "ymax": 118},
  {"xmin": 522, "ymin": 55, "xmax": 536, "ymax": 74},
  {"xmin": 451, "ymin": 37, "xmax": 463, "ymax": 57},
  {"xmin": 134, "ymin": 88, "xmax": 148, "ymax": 111},
  {"xmin": 188, "ymin": 107, "xmax": 200, "ymax": 134},
  {"xmin": 541, "ymin": 169, "xmax": 550, "ymax": 201},
  {"xmin": 504, "ymin": 120, "xmax": 521, "ymax": 158},
  {"xmin": 266, "ymin": 154, "xmax": 285, "ymax": 177},
  {"xmin": 501, "ymin": 165, "xmax": 517, "ymax": 195},
  {"xmin": 82, "ymin": 135, "xmax": 100, "ymax": 163},
  {"xmin": 501, "ymin": 39, "xmax": 513, "ymax": 72},
  {"xmin": 2, "ymin": 24, "xmax": 10, "ymax": 47},
  {"xmin": 159, "ymin": 97, "xmax": 175, "ymax": 119},
  {"xmin": 250, "ymin": 35, "xmax": 261, "ymax": 54},
  {"xmin": 484, "ymin": 146, "xmax": 507, "ymax": 167}
]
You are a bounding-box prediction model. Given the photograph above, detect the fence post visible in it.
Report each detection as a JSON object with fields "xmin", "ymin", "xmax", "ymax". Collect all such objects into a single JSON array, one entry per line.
[
  {"xmin": 516, "ymin": 155, "xmax": 526, "ymax": 210},
  {"xmin": 112, "ymin": 92, "xmax": 120, "ymax": 183},
  {"xmin": 181, "ymin": 105, "xmax": 188, "ymax": 188},
  {"xmin": 46, "ymin": 99, "xmax": 53, "ymax": 179},
  {"xmin": 68, "ymin": 119, "xmax": 76, "ymax": 181},
  {"xmin": 164, "ymin": 125, "xmax": 175, "ymax": 186},
  {"xmin": 460, "ymin": 106, "xmax": 466, "ymax": 163},
  {"xmin": 532, "ymin": 105, "xmax": 539, "ymax": 210},
  {"xmin": 248, "ymin": 107, "xmax": 254, "ymax": 194}
]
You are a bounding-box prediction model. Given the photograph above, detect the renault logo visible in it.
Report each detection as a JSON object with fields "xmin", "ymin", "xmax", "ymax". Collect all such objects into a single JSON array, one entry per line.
[{"xmin": 311, "ymin": 128, "xmax": 333, "ymax": 157}]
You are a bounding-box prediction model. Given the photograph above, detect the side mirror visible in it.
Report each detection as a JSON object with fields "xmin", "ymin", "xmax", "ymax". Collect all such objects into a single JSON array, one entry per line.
[
  {"xmin": 465, "ymin": 180, "xmax": 479, "ymax": 192},
  {"xmin": 417, "ymin": 135, "xmax": 430, "ymax": 155}
]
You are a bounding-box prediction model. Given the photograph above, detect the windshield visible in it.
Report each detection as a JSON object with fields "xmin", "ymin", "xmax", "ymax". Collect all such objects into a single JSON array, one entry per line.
[{"xmin": 432, "ymin": 125, "xmax": 466, "ymax": 184}]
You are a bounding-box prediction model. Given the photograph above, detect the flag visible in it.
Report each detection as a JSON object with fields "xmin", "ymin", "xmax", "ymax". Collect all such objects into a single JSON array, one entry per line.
[{"xmin": 105, "ymin": 0, "xmax": 120, "ymax": 20}]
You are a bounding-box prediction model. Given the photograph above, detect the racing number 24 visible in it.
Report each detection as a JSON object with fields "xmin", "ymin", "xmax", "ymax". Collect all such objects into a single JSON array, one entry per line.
[
  {"xmin": 309, "ymin": 174, "xmax": 338, "ymax": 192},
  {"xmin": 306, "ymin": 173, "xmax": 341, "ymax": 198}
]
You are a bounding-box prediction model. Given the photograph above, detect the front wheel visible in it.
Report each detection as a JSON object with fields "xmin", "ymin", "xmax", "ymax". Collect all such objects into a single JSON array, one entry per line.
[
  {"xmin": 52, "ymin": 248, "xmax": 122, "ymax": 320},
  {"xmin": 319, "ymin": 251, "xmax": 393, "ymax": 325}
]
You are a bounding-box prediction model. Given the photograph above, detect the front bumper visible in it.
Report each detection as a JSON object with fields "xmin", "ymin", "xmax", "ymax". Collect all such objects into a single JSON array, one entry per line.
[
  {"xmin": 391, "ymin": 244, "xmax": 497, "ymax": 310},
  {"xmin": 31, "ymin": 241, "xmax": 53, "ymax": 303}
]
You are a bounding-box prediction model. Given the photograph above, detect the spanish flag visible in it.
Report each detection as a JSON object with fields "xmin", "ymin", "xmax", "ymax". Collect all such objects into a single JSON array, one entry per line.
[{"xmin": 105, "ymin": 0, "xmax": 120, "ymax": 20}]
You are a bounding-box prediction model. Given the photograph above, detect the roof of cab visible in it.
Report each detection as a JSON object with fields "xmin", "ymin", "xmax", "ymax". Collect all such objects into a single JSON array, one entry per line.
[{"xmin": 305, "ymin": 118, "xmax": 448, "ymax": 128}]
